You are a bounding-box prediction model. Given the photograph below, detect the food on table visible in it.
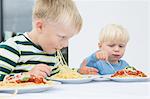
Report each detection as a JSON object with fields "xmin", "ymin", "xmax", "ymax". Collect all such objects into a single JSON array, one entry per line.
[
  {"xmin": 0, "ymin": 74, "xmax": 52, "ymax": 88},
  {"xmin": 50, "ymin": 50, "xmax": 82, "ymax": 79},
  {"xmin": 111, "ymin": 66, "xmax": 147, "ymax": 78},
  {"xmin": 50, "ymin": 65, "xmax": 82, "ymax": 79}
]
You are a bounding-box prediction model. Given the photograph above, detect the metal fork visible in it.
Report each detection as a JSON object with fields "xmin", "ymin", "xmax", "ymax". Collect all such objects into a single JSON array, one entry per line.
[{"xmin": 106, "ymin": 61, "xmax": 116, "ymax": 73}]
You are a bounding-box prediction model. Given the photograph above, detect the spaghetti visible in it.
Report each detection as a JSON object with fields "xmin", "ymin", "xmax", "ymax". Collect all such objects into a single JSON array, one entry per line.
[
  {"xmin": 51, "ymin": 50, "xmax": 82, "ymax": 79},
  {"xmin": 0, "ymin": 74, "xmax": 53, "ymax": 94},
  {"xmin": 111, "ymin": 66, "xmax": 147, "ymax": 78}
]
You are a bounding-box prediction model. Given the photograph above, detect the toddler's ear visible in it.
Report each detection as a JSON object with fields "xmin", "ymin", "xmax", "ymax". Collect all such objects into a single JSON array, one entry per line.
[{"xmin": 98, "ymin": 42, "xmax": 102, "ymax": 49}]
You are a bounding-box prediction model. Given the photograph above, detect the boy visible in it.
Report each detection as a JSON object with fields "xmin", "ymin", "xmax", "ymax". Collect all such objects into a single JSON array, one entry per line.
[
  {"xmin": 79, "ymin": 24, "xmax": 129, "ymax": 75},
  {"xmin": 0, "ymin": 0, "xmax": 82, "ymax": 81}
]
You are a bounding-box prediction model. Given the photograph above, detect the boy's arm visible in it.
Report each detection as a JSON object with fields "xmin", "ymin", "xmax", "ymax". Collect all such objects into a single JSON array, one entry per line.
[
  {"xmin": 23, "ymin": 64, "xmax": 52, "ymax": 78},
  {"xmin": 0, "ymin": 43, "xmax": 19, "ymax": 81},
  {"xmin": 0, "ymin": 74, "xmax": 6, "ymax": 81},
  {"xmin": 0, "ymin": 62, "xmax": 16, "ymax": 81}
]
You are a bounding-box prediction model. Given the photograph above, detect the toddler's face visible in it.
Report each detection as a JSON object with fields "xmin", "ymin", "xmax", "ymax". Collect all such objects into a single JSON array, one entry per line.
[
  {"xmin": 100, "ymin": 41, "xmax": 127, "ymax": 63},
  {"xmin": 38, "ymin": 22, "xmax": 76, "ymax": 53}
]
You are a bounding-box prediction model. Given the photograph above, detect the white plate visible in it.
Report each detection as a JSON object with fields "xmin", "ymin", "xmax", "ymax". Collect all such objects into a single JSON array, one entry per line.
[
  {"xmin": 47, "ymin": 75, "xmax": 96, "ymax": 84},
  {"xmin": 109, "ymin": 76, "xmax": 150, "ymax": 82},
  {"xmin": 93, "ymin": 74, "xmax": 111, "ymax": 81},
  {"xmin": 0, "ymin": 81, "xmax": 61, "ymax": 94},
  {"xmin": 93, "ymin": 77, "xmax": 110, "ymax": 81}
]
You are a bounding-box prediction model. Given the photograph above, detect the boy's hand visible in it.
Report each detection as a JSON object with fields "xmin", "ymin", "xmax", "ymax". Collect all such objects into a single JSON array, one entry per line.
[
  {"xmin": 96, "ymin": 50, "xmax": 108, "ymax": 61},
  {"xmin": 25, "ymin": 64, "xmax": 52, "ymax": 78},
  {"xmin": 79, "ymin": 59, "xmax": 99, "ymax": 75}
]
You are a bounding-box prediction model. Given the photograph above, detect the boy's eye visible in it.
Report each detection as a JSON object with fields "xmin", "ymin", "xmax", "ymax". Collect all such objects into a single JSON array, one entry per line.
[
  {"xmin": 58, "ymin": 35, "xmax": 66, "ymax": 39},
  {"xmin": 61, "ymin": 36, "xmax": 65, "ymax": 39}
]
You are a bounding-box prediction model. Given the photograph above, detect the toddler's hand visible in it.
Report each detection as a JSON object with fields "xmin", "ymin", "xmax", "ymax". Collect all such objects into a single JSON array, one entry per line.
[
  {"xmin": 79, "ymin": 59, "xmax": 99, "ymax": 75},
  {"xmin": 79, "ymin": 66, "xmax": 99, "ymax": 75},
  {"xmin": 25, "ymin": 64, "xmax": 52, "ymax": 78},
  {"xmin": 96, "ymin": 50, "xmax": 108, "ymax": 61}
]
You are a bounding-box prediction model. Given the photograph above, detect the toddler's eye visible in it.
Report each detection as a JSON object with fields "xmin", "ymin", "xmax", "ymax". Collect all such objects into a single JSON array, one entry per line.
[
  {"xmin": 108, "ymin": 44, "xmax": 115, "ymax": 47},
  {"xmin": 119, "ymin": 45, "xmax": 125, "ymax": 48}
]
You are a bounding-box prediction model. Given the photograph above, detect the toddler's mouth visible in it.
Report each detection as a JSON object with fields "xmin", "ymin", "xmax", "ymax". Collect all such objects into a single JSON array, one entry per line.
[{"xmin": 112, "ymin": 54, "xmax": 120, "ymax": 57}]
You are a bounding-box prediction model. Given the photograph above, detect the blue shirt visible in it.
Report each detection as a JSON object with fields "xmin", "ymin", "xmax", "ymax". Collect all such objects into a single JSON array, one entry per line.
[{"xmin": 86, "ymin": 52, "xmax": 129, "ymax": 75}]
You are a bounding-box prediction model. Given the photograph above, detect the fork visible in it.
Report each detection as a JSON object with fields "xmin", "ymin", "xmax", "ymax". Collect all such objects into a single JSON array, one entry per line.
[{"xmin": 106, "ymin": 61, "xmax": 116, "ymax": 73}]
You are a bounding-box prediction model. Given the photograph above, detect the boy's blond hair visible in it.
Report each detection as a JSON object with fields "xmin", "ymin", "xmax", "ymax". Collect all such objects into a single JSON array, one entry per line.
[
  {"xmin": 32, "ymin": 0, "xmax": 82, "ymax": 33},
  {"xmin": 99, "ymin": 24, "xmax": 129, "ymax": 44}
]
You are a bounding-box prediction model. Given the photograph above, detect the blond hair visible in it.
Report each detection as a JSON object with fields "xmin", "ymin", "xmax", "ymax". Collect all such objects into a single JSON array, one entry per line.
[
  {"xmin": 99, "ymin": 24, "xmax": 129, "ymax": 44},
  {"xmin": 32, "ymin": 0, "xmax": 82, "ymax": 33}
]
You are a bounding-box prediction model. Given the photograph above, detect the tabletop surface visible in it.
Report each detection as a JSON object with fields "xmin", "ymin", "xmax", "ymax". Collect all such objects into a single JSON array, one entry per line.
[{"xmin": 0, "ymin": 78, "xmax": 150, "ymax": 99}]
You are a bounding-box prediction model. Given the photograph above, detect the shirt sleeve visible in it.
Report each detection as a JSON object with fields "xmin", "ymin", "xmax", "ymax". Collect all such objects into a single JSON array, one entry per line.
[
  {"xmin": 86, "ymin": 52, "xmax": 99, "ymax": 67},
  {"xmin": 0, "ymin": 39, "xmax": 20, "ymax": 81}
]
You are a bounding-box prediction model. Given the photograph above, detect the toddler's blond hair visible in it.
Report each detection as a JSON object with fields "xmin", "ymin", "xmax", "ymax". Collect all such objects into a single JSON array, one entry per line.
[
  {"xmin": 99, "ymin": 24, "xmax": 129, "ymax": 44},
  {"xmin": 32, "ymin": 0, "xmax": 82, "ymax": 33}
]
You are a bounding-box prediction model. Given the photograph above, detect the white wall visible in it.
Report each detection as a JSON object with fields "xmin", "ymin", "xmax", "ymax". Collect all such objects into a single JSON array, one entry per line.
[
  {"xmin": 69, "ymin": 0, "xmax": 150, "ymax": 72},
  {"xmin": 148, "ymin": 0, "xmax": 150, "ymax": 72}
]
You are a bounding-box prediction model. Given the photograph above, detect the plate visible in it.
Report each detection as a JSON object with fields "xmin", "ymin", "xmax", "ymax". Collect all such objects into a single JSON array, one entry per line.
[
  {"xmin": 0, "ymin": 81, "xmax": 61, "ymax": 94},
  {"xmin": 93, "ymin": 77, "xmax": 110, "ymax": 81},
  {"xmin": 109, "ymin": 76, "xmax": 150, "ymax": 82},
  {"xmin": 46, "ymin": 75, "xmax": 96, "ymax": 84},
  {"xmin": 93, "ymin": 74, "xmax": 111, "ymax": 81}
]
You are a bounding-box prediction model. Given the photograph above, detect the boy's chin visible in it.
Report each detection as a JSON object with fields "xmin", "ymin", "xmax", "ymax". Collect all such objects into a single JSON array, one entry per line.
[
  {"xmin": 49, "ymin": 50, "xmax": 57, "ymax": 54},
  {"xmin": 44, "ymin": 49, "xmax": 57, "ymax": 54}
]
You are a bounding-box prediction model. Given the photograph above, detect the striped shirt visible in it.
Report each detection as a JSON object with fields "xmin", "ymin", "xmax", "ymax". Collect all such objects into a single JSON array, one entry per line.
[{"xmin": 0, "ymin": 33, "xmax": 59, "ymax": 81}]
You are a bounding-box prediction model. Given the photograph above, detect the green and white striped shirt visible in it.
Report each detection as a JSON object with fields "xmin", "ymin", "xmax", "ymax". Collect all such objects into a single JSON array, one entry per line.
[{"xmin": 0, "ymin": 33, "xmax": 59, "ymax": 81}]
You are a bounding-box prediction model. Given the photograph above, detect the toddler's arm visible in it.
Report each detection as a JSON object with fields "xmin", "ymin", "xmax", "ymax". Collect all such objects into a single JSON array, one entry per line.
[
  {"xmin": 95, "ymin": 50, "xmax": 108, "ymax": 61},
  {"xmin": 78, "ymin": 59, "xmax": 98, "ymax": 75}
]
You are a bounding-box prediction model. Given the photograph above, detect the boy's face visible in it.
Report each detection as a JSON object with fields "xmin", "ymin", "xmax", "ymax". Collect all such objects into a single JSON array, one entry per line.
[
  {"xmin": 37, "ymin": 22, "xmax": 76, "ymax": 53},
  {"xmin": 99, "ymin": 41, "xmax": 127, "ymax": 63}
]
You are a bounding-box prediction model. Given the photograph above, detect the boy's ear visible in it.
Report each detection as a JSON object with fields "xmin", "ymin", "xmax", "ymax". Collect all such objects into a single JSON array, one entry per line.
[{"xmin": 35, "ymin": 20, "xmax": 43, "ymax": 32}]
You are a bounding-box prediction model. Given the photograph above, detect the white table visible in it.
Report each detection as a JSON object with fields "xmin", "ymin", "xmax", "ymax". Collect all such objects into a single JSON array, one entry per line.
[{"xmin": 0, "ymin": 80, "xmax": 150, "ymax": 99}]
